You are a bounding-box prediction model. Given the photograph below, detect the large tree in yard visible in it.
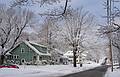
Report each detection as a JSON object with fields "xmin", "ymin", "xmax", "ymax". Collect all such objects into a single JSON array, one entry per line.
[
  {"xmin": 61, "ymin": 8, "xmax": 94, "ymax": 67},
  {"xmin": 0, "ymin": 6, "xmax": 34, "ymax": 65}
]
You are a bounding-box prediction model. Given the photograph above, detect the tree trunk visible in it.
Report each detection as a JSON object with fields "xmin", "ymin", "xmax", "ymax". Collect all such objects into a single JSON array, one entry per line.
[
  {"xmin": 73, "ymin": 45, "xmax": 77, "ymax": 67},
  {"xmin": 80, "ymin": 63, "xmax": 82, "ymax": 67},
  {"xmin": 0, "ymin": 46, "xmax": 5, "ymax": 65},
  {"xmin": 73, "ymin": 51, "xmax": 77, "ymax": 67},
  {"xmin": 0, "ymin": 55, "xmax": 5, "ymax": 65}
]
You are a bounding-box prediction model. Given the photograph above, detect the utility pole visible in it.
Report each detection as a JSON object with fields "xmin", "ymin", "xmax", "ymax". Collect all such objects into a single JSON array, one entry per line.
[
  {"xmin": 106, "ymin": 0, "xmax": 113, "ymax": 72},
  {"xmin": 46, "ymin": 18, "xmax": 53, "ymax": 62},
  {"xmin": 46, "ymin": 18, "xmax": 52, "ymax": 52}
]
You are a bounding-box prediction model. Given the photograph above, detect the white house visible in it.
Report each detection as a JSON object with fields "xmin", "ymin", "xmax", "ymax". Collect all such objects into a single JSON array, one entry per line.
[
  {"xmin": 64, "ymin": 51, "xmax": 87, "ymax": 64},
  {"xmin": 51, "ymin": 49, "xmax": 68, "ymax": 64}
]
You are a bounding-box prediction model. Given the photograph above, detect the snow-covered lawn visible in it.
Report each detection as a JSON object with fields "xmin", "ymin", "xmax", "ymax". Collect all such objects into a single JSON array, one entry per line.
[
  {"xmin": 105, "ymin": 67, "xmax": 120, "ymax": 77},
  {"xmin": 0, "ymin": 63, "xmax": 100, "ymax": 77}
]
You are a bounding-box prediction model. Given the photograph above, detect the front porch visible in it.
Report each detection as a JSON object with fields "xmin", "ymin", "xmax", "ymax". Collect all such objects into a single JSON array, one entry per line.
[{"xmin": 32, "ymin": 55, "xmax": 51, "ymax": 65}]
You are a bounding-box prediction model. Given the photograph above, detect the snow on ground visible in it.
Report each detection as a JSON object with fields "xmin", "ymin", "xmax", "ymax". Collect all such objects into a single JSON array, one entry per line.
[
  {"xmin": 105, "ymin": 66, "xmax": 120, "ymax": 77},
  {"xmin": 0, "ymin": 63, "xmax": 100, "ymax": 77}
]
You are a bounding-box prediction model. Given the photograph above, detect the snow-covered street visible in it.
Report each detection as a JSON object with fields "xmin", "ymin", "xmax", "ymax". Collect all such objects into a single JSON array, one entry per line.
[{"xmin": 0, "ymin": 64, "xmax": 100, "ymax": 77}]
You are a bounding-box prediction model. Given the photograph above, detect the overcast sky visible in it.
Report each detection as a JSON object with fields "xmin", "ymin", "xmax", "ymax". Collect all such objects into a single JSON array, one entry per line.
[
  {"xmin": 0, "ymin": 0, "xmax": 106, "ymax": 23},
  {"xmin": 71, "ymin": 0, "xmax": 105, "ymax": 23}
]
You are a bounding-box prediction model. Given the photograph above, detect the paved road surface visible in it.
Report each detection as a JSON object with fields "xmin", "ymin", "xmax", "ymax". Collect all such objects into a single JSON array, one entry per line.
[{"xmin": 61, "ymin": 66, "xmax": 108, "ymax": 77}]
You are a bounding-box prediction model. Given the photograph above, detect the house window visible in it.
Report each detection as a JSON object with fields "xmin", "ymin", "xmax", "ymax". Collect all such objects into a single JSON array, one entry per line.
[
  {"xmin": 9, "ymin": 55, "xmax": 13, "ymax": 59},
  {"xmin": 33, "ymin": 56, "xmax": 37, "ymax": 60},
  {"xmin": 14, "ymin": 55, "xmax": 19, "ymax": 59},
  {"xmin": 21, "ymin": 48, "xmax": 24, "ymax": 53},
  {"xmin": 39, "ymin": 56, "xmax": 42, "ymax": 60}
]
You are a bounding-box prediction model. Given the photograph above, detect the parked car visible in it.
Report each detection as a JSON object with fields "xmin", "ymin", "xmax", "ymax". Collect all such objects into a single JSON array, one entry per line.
[{"xmin": 0, "ymin": 64, "xmax": 19, "ymax": 69}]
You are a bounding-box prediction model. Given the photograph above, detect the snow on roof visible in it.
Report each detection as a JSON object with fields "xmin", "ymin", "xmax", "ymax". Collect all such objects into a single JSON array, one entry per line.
[
  {"xmin": 61, "ymin": 56, "xmax": 68, "ymax": 59},
  {"xmin": 81, "ymin": 53, "xmax": 87, "ymax": 57},
  {"xmin": 6, "ymin": 52, "xmax": 11, "ymax": 55},
  {"xmin": 24, "ymin": 41, "xmax": 51, "ymax": 56},
  {"xmin": 64, "ymin": 51, "xmax": 87, "ymax": 57},
  {"xmin": 64, "ymin": 51, "xmax": 73, "ymax": 56},
  {"xmin": 54, "ymin": 48, "xmax": 64, "ymax": 54},
  {"xmin": 28, "ymin": 41, "xmax": 47, "ymax": 48}
]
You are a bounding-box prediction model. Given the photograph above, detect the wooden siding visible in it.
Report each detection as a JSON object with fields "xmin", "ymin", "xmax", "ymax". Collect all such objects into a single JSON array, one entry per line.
[{"xmin": 8, "ymin": 42, "xmax": 38, "ymax": 64}]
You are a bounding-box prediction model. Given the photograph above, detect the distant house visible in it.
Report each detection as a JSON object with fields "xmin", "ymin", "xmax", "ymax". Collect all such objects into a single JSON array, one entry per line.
[
  {"xmin": 64, "ymin": 51, "xmax": 87, "ymax": 64},
  {"xmin": 5, "ymin": 41, "xmax": 51, "ymax": 65},
  {"xmin": 51, "ymin": 49, "xmax": 68, "ymax": 65}
]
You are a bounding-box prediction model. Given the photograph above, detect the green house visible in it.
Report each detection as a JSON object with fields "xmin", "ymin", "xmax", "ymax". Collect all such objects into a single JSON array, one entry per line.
[{"xmin": 5, "ymin": 41, "xmax": 51, "ymax": 65}]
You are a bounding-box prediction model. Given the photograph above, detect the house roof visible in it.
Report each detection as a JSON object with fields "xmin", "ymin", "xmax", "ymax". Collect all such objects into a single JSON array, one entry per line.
[
  {"xmin": 64, "ymin": 51, "xmax": 73, "ymax": 56},
  {"xmin": 6, "ymin": 52, "xmax": 11, "ymax": 55},
  {"xmin": 64, "ymin": 51, "xmax": 87, "ymax": 57},
  {"xmin": 24, "ymin": 41, "xmax": 51, "ymax": 56},
  {"xmin": 54, "ymin": 48, "xmax": 64, "ymax": 55},
  {"xmin": 6, "ymin": 41, "xmax": 51, "ymax": 56},
  {"xmin": 28, "ymin": 41, "xmax": 47, "ymax": 48}
]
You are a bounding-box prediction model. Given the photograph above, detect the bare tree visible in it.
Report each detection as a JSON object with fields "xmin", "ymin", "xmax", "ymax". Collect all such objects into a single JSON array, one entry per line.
[
  {"xmin": 0, "ymin": 6, "xmax": 34, "ymax": 65},
  {"xmin": 10, "ymin": 0, "xmax": 69, "ymax": 17},
  {"xmin": 61, "ymin": 8, "xmax": 94, "ymax": 67},
  {"xmin": 101, "ymin": 0, "xmax": 120, "ymax": 67},
  {"xmin": 37, "ymin": 17, "xmax": 58, "ymax": 45},
  {"xmin": 37, "ymin": 17, "xmax": 62, "ymax": 59}
]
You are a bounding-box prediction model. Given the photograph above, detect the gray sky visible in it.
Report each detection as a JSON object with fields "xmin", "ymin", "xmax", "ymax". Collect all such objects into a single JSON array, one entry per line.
[
  {"xmin": 0, "ymin": 0, "xmax": 106, "ymax": 23},
  {"xmin": 70, "ymin": 0, "xmax": 106, "ymax": 23}
]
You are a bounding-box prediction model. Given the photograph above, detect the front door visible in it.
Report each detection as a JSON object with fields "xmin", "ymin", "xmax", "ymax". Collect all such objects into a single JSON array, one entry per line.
[{"xmin": 21, "ymin": 59, "xmax": 25, "ymax": 64}]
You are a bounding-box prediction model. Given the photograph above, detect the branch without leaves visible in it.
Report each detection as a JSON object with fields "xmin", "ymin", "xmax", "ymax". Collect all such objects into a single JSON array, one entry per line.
[{"xmin": 39, "ymin": 0, "xmax": 68, "ymax": 16}]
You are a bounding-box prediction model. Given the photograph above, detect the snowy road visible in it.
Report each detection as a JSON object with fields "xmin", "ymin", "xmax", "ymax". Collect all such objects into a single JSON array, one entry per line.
[
  {"xmin": 61, "ymin": 65, "xmax": 108, "ymax": 77},
  {"xmin": 0, "ymin": 64, "xmax": 100, "ymax": 77}
]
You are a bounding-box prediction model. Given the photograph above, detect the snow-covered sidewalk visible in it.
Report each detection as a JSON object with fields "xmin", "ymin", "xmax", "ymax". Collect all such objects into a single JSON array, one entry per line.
[
  {"xmin": 0, "ymin": 63, "xmax": 100, "ymax": 77},
  {"xmin": 105, "ymin": 67, "xmax": 120, "ymax": 77}
]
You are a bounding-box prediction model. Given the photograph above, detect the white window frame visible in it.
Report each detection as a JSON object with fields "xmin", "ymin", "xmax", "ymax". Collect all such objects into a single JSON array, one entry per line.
[
  {"xmin": 14, "ymin": 55, "xmax": 19, "ymax": 59},
  {"xmin": 21, "ymin": 48, "xmax": 25, "ymax": 53}
]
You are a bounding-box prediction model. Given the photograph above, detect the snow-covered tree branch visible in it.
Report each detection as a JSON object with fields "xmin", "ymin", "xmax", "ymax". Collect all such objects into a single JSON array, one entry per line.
[{"xmin": 0, "ymin": 6, "xmax": 34, "ymax": 64}]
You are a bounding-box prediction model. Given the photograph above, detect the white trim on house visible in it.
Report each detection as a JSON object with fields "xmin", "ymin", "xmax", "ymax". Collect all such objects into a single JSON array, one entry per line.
[
  {"xmin": 6, "ymin": 52, "xmax": 11, "ymax": 55},
  {"xmin": 24, "ymin": 41, "xmax": 51, "ymax": 56}
]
